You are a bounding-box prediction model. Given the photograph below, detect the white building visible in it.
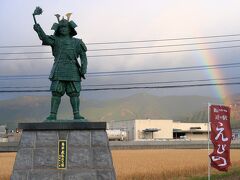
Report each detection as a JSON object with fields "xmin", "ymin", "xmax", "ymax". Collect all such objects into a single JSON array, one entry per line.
[
  {"xmin": 0, "ymin": 125, "xmax": 6, "ymax": 135},
  {"xmin": 0, "ymin": 125, "xmax": 7, "ymax": 142},
  {"xmin": 108, "ymin": 119, "xmax": 209, "ymax": 141}
]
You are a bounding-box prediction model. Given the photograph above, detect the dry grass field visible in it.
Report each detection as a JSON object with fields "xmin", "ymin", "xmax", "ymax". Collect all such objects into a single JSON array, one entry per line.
[
  {"xmin": 0, "ymin": 149, "xmax": 240, "ymax": 180},
  {"xmin": 0, "ymin": 153, "xmax": 16, "ymax": 180},
  {"xmin": 111, "ymin": 149, "xmax": 240, "ymax": 180}
]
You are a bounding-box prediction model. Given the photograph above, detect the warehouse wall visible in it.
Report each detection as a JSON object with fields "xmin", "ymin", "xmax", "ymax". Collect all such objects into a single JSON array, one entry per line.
[
  {"xmin": 135, "ymin": 119, "xmax": 173, "ymax": 140},
  {"xmin": 108, "ymin": 119, "xmax": 209, "ymax": 141}
]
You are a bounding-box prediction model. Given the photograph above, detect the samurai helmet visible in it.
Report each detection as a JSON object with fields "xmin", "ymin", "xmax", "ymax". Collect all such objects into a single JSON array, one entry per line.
[{"xmin": 51, "ymin": 13, "xmax": 77, "ymax": 36}]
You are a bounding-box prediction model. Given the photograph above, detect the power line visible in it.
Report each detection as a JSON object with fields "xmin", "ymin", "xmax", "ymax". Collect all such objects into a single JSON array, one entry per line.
[
  {"xmin": 87, "ymin": 39, "xmax": 240, "ymax": 51},
  {"xmin": 1, "ymin": 45, "xmax": 240, "ymax": 61},
  {"xmin": 1, "ymin": 76, "xmax": 240, "ymax": 89},
  {"xmin": 1, "ymin": 33, "xmax": 240, "ymax": 48},
  {"xmin": 0, "ymin": 86, "xmax": 49, "ymax": 89},
  {"xmin": 88, "ymin": 65, "xmax": 240, "ymax": 77},
  {"xmin": 83, "ymin": 76, "xmax": 240, "ymax": 87},
  {"xmin": 87, "ymin": 62, "xmax": 240, "ymax": 74},
  {"xmin": 0, "ymin": 75, "xmax": 48, "ymax": 78},
  {"xmin": 86, "ymin": 34, "xmax": 240, "ymax": 45},
  {"xmin": 88, "ymin": 45, "xmax": 240, "ymax": 58},
  {"xmin": 0, "ymin": 57, "xmax": 52, "ymax": 61},
  {"xmin": 0, "ymin": 82, "xmax": 239, "ymax": 93},
  {"xmin": 1, "ymin": 39, "xmax": 240, "ymax": 55},
  {"xmin": 0, "ymin": 45, "xmax": 42, "ymax": 49},
  {"xmin": 83, "ymin": 82, "xmax": 240, "ymax": 91},
  {"xmin": 0, "ymin": 51, "xmax": 51, "ymax": 55},
  {"xmin": 0, "ymin": 77, "xmax": 48, "ymax": 80},
  {"xmin": 0, "ymin": 62, "xmax": 240, "ymax": 80}
]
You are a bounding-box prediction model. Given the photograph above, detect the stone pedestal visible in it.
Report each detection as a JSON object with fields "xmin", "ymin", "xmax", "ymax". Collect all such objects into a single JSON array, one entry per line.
[{"xmin": 11, "ymin": 122, "xmax": 116, "ymax": 180}]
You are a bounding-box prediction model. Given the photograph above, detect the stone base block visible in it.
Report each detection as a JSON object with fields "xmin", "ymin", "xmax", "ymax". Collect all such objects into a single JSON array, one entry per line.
[{"xmin": 11, "ymin": 122, "xmax": 116, "ymax": 180}]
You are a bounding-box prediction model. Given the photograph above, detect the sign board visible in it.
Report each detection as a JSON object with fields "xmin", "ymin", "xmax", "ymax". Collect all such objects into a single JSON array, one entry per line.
[
  {"xmin": 209, "ymin": 104, "xmax": 232, "ymax": 171},
  {"xmin": 58, "ymin": 140, "xmax": 67, "ymax": 169}
]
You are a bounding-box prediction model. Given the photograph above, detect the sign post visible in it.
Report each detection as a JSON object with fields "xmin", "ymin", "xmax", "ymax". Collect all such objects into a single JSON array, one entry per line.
[{"xmin": 207, "ymin": 103, "xmax": 211, "ymax": 180}]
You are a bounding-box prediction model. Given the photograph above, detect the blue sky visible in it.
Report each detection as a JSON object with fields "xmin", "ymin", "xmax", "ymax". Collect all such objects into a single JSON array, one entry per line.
[{"xmin": 0, "ymin": 0, "xmax": 240, "ymax": 100}]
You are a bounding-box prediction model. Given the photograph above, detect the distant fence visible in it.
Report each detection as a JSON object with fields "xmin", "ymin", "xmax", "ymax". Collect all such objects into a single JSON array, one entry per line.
[
  {"xmin": 0, "ymin": 142, "xmax": 19, "ymax": 152},
  {"xmin": 0, "ymin": 140, "xmax": 239, "ymax": 152},
  {"xmin": 109, "ymin": 140, "xmax": 240, "ymax": 150}
]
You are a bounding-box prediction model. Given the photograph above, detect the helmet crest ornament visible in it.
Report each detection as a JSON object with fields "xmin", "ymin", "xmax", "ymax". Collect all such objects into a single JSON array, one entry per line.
[
  {"xmin": 55, "ymin": 14, "xmax": 61, "ymax": 23},
  {"xmin": 66, "ymin": 13, "xmax": 72, "ymax": 21}
]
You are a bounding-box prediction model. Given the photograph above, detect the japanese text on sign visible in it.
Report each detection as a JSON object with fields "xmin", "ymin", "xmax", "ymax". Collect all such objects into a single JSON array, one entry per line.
[{"xmin": 58, "ymin": 140, "xmax": 67, "ymax": 169}]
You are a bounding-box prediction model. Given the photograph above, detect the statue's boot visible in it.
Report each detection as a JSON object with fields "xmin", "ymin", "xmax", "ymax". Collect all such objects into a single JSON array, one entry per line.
[
  {"xmin": 46, "ymin": 96, "xmax": 61, "ymax": 121},
  {"xmin": 70, "ymin": 96, "xmax": 85, "ymax": 120}
]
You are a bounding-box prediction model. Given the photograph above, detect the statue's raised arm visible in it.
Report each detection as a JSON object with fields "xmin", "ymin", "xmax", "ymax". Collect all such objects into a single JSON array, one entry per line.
[
  {"xmin": 33, "ymin": 24, "xmax": 55, "ymax": 46},
  {"xmin": 33, "ymin": 7, "xmax": 54, "ymax": 46}
]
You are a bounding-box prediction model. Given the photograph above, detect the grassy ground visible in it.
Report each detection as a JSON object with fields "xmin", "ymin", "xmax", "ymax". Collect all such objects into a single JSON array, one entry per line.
[
  {"xmin": 1, "ymin": 149, "xmax": 240, "ymax": 180},
  {"xmin": 191, "ymin": 165, "xmax": 240, "ymax": 180}
]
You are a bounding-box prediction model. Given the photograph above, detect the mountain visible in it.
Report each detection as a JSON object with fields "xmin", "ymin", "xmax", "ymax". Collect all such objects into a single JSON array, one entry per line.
[
  {"xmin": 1, "ymin": 93, "xmax": 237, "ymax": 130},
  {"xmin": 187, "ymin": 94, "xmax": 240, "ymax": 128}
]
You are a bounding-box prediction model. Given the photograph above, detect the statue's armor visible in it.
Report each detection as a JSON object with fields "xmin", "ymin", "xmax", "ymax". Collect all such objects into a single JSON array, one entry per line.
[
  {"xmin": 35, "ymin": 26, "xmax": 87, "ymax": 82},
  {"xmin": 47, "ymin": 36, "xmax": 87, "ymax": 81}
]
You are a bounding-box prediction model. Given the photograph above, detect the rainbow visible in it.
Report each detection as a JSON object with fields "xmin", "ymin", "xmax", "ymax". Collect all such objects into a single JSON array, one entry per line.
[{"xmin": 200, "ymin": 50, "xmax": 228, "ymax": 104}]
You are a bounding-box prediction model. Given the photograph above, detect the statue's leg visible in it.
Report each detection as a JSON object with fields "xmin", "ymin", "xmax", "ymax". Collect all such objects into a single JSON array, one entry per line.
[
  {"xmin": 70, "ymin": 95, "xmax": 84, "ymax": 119},
  {"xmin": 66, "ymin": 82, "xmax": 85, "ymax": 120},
  {"xmin": 46, "ymin": 93, "xmax": 61, "ymax": 120},
  {"xmin": 46, "ymin": 81, "xmax": 65, "ymax": 121}
]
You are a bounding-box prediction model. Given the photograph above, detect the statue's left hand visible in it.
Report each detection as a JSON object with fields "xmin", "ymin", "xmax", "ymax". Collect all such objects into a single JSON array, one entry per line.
[
  {"xmin": 81, "ymin": 73, "xmax": 86, "ymax": 80},
  {"xmin": 81, "ymin": 67, "xmax": 87, "ymax": 75}
]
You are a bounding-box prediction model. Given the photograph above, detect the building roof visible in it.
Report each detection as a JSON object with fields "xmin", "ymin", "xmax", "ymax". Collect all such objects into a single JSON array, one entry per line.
[
  {"xmin": 142, "ymin": 128, "xmax": 160, "ymax": 132},
  {"xmin": 173, "ymin": 128, "xmax": 208, "ymax": 133}
]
